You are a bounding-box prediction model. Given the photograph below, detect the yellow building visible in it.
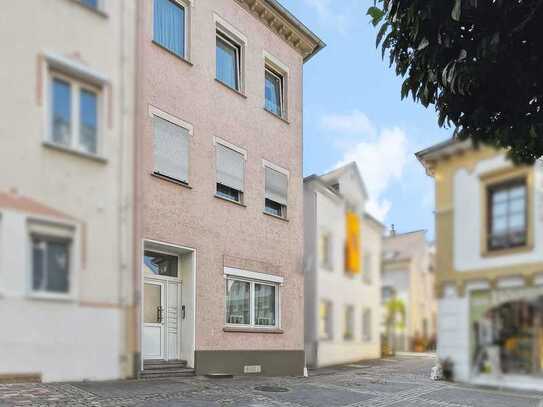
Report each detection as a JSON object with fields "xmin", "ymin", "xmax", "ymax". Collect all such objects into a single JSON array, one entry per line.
[{"xmin": 417, "ymin": 139, "xmax": 543, "ymax": 391}]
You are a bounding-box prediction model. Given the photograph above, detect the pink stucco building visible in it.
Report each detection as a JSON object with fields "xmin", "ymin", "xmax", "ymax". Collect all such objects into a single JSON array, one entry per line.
[{"xmin": 133, "ymin": 0, "xmax": 324, "ymax": 376}]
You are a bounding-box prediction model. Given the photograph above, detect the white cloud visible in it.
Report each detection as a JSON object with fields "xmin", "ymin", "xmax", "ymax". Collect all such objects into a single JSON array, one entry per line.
[
  {"xmin": 321, "ymin": 110, "xmax": 377, "ymax": 138},
  {"xmin": 326, "ymin": 112, "xmax": 410, "ymax": 222}
]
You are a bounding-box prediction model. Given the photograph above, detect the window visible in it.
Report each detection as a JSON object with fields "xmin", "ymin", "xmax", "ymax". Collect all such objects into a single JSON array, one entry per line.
[
  {"xmin": 225, "ymin": 278, "xmax": 279, "ymax": 328},
  {"xmin": 264, "ymin": 165, "xmax": 288, "ymax": 219},
  {"xmin": 216, "ymin": 143, "xmax": 245, "ymax": 204},
  {"xmin": 362, "ymin": 253, "xmax": 372, "ymax": 284},
  {"xmin": 319, "ymin": 232, "xmax": 333, "ymax": 270},
  {"xmin": 153, "ymin": 115, "xmax": 190, "ymax": 183},
  {"xmin": 344, "ymin": 305, "xmax": 354, "ymax": 341},
  {"xmin": 362, "ymin": 308, "xmax": 372, "ymax": 342},
  {"xmin": 319, "ymin": 300, "xmax": 333, "ymax": 340},
  {"xmin": 382, "ymin": 286, "xmax": 395, "ymax": 304},
  {"xmin": 216, "ymin": 31, "xmax": 241, "ymax": 91},
  {"xmin": 487, "ymin": 178, "xmax": 527, "ymax": 251},
  {"xmin": 265, "ymin": 67, "xmax": 283, "ymax": 117},
  {"xmin": 32, "ymin": 236, "xmax": 71, "ymax": 294},
  {"xmin": 80, "ymin": 0, "xmax": 98, "ymax": 8},
  {"xmin": 154, "ymin": 0, "xmax": 186, "ymax": 57},
  {"xmin": 143, "ymin": 251, "xmax": 178, "ymax": 278},
  {"xmin": 50, "ymin": 75, "xmax": 100, "ymax": 155}
]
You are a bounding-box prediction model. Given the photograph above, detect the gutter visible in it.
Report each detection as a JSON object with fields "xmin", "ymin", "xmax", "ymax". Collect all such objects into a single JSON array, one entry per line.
[{"xmin": 263, "ymin": 0, "xmax": 326, "ymax": 63}]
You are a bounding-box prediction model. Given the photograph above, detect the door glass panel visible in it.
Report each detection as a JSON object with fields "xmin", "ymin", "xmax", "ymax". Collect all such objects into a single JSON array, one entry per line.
[
  {"xmin": 144, "ymin": 251, "xmax": 178, "ymax": 277},
  {"xmin": 144, "ymin": 283, "xmax": 161, "ymax": 323}
]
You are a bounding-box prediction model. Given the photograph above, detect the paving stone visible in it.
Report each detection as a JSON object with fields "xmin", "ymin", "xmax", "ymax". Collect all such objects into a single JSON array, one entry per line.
[
  {"xmin": 258, "ymin": 383, "xmax": 377, "ymax": 406},
  {"xmin": 421, "ymin": 387, "xmax": 541, "ymax": 407},
  {"xmin": 73, "ymin": 379, "xmax": 198, "ymax": 398}
]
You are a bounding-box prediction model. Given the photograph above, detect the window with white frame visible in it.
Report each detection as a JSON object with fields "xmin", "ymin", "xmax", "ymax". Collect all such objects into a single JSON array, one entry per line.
[
  {"xmin": 265, "ymin": 66, "xmax": 284, "ymax": 117},
  {"xmin": 216, "ymin": 30, "xmax": 242, "ymax": 91},
  {"xmin": 319, "ymin": 300, "xmax": 333, "ymax": 340},
  {"xmin": 344, "ymin": 305, "xmax": 354, "ymax": 341},
  {"xmin": 264, "ymin": 164, "xmax": 288, "ymax": 219},
  {"xmin": 362, "ymin": 308, "xmax": 372, "ymax": 342},
  {"xmin": 225, "ymin": 277, "xmax": 279, "ymax": 328},
  {"xmin": 319, "ymin": 231, "xmax": 333, "ymax": 270},
  {"xmin": 31, "ymin": 235, "xmax": 71, "ymax": 294},
  {"xmin": 49, "ymin": 73, "xmax": 101, "ymax": 155},
  {"xmin": 153, "ymin": 0, "xmax": 187, "ymax": 58},
  {"xmin": 152, "ymin": 114, "xmax": 190, "ymax": 184},
  {"xmin": 215, "ymin": 141, "xmax": 245, "ymax": 204}
]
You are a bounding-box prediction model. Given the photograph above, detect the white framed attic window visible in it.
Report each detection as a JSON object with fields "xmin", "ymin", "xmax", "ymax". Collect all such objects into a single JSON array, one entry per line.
[
  {"xmin": 224, "ymin": 267, "xmax": 282, "ymax": 329},
  {"xmin": 214, "ymin": 14, "xmax": 246, "ymax": 94},
  {"xmin": 263, "ymin": 51, "xmax": 289, "ymax": 119},
  {"xmin": 47, "ymin": 71, "xmax": 103, "ymax": 157}
]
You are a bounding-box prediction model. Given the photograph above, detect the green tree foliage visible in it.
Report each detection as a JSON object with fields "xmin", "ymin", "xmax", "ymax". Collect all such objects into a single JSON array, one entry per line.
[{"xmin": 368, "ymin": 0, "xmax": 543, "ymax": 163}]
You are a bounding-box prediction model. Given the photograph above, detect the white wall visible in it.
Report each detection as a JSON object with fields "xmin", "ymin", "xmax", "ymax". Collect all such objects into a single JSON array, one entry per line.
[
  {"xmin": 454, "ymin": 156, "xmax": 543, "ymax": 271},
  {"xmin": 308, "ymin": 178, "xmax": 381, "ymax": 367},
  {"xmin": 0, "ymin": 209, "xmax": 121, "ymax": 382}
]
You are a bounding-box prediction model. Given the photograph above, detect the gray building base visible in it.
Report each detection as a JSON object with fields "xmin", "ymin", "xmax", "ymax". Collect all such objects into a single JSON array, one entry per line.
[{"xmin": 195, "ymin": 350, "xmax": 305, "ymax": 377}]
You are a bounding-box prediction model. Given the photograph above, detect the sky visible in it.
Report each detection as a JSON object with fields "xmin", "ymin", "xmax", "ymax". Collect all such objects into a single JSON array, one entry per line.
[{"xmin": 279, "ymin": 0, "xmax": 451, "ymax": 239}]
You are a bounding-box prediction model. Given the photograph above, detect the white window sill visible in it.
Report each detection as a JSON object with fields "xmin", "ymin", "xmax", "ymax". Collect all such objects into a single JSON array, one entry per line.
[
  {"xmin": 27, "ymin": 292, "xmax": 75, "ymax": 303},
  {"xmin": 223, "ymin": 326, "xmax": 283, "ymax": 334},
  {"xmin": 43, "ymin": 141, "xmax": 107, "ymax": 163}
]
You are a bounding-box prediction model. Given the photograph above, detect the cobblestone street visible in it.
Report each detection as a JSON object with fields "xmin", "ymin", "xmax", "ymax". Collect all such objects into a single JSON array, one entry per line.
[{"xmin": 1, "ymin": 356, "xmax": 542, "ymax": 407}]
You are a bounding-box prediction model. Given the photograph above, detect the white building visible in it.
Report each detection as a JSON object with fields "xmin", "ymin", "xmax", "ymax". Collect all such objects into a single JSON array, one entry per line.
[
  {"xmin": 304, "ymin": 163, "xmax": 383, "ymax": 368},
  {"xmin": 0, "ymin": 0, "xmax": 136, "ymax": 382}
]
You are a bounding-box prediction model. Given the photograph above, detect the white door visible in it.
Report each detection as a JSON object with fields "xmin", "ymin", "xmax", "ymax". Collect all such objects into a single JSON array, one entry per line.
[
  {"xmin": 143, "ymin": 280, "xmax": 165, "ymax": 360},
  {"xmin": 166, "ymin": 281, "xmax": 181, "ymax": 360}
]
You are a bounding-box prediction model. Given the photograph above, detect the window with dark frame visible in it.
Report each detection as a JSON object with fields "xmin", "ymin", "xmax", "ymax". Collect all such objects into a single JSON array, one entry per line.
[
  {"xmin": 265, "ymin": 67, "xmax": 283, "ymax": 117},
  {"xmin": 32, "ymin": 236, "xmax": 70, "ymax": 294},
  {"xmin": 487, "ymin": 177, "xmax": 527, "ymax": 251},
  {"xmin": 264, "ymin": 166, "xmax": 288, "ymax": 219},
  {"xmin": 216, "ymin": 31, "xmax": 241, "ymax": 91},
  {"xmin": 215, "ymin": 143, "xmax": 245, "ymax": 204}
]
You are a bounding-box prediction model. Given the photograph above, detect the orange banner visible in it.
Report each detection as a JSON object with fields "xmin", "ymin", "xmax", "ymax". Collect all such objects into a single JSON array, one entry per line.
[{"xmin": 345, "ymin": 211, "xmax": 361, "ymax": 274}]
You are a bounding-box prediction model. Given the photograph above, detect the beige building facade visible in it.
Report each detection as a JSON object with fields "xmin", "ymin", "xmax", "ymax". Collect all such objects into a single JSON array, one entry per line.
[
  {"xmin": 382, "ymin": 231, "xmax": 436, "ymax": 353},
  {"xmin": 418, "ymin": 139, "xmax": 543, "ymax": 391},
  {"xmin": 134, "ymin": 0, "xmax": 324, "ymax": 377},
  {"xmin": 0, "ymin": 0, "xmax": 136, "ymax": 382}
]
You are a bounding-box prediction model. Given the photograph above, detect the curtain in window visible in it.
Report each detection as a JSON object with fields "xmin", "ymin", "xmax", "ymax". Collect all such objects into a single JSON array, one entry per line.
[
  {"xmin": 80, "ymin": 89, "xmax": 97, "ymax": 154},
  {"xmin": 226, "ymin": 280, "xmax": 250, "ymax": 325},
  {"xmin": 216, "ymin": 36, "xmax": 238, "ymax": 89},
  {"xmin": 255, "ymin": 284, "xmax": 275, "ymax": 326},
  {"xmin": 265, "ymin": 167, "xmax": 288, "ymax": 206},
  {"xmin": 216, "ymin": 144, "xmax": 244, "ymax": 192},
  {"xmin": 153, "ymin": 116, "xmax": 189, "ymax": 182},
  {"xmin": 52, "ymin": 78, "xmax": 71, "ymax": 146},
  {"xmin": 154, "ymin": 0, "xmax": 185, "ymax": 57},
  {"xmin": 363, "ymin": 309, "xmax": 372, "ymax": 341},
  {"xmin": 265, "ymin": 70, "xmax": 282, "ymax": 115}
]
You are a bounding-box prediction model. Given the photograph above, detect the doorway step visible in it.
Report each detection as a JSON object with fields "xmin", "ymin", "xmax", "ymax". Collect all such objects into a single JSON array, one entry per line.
[{"xmin": 141, "ymin": 360, "xmax": 195, "ymax": 379}]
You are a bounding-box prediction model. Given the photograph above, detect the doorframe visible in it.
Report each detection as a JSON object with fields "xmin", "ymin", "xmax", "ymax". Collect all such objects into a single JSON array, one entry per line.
[{"xmin": 139, "ymin": 239, "xmax": 197, "ymax": 372}]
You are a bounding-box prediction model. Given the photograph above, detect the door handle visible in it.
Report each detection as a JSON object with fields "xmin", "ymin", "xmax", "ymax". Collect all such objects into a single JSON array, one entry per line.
[{"xmin": 157, "ymin": 306, "xmax": 164, "ymax": 323}]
